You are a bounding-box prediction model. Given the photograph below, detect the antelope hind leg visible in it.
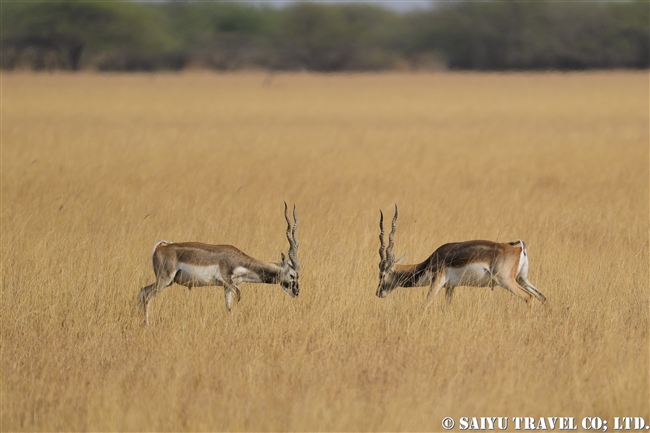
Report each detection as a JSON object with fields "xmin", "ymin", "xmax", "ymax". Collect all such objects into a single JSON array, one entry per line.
[
  {"xmin": 517, "ymin": 276, "xmax": 546, "ymax": 303},
  {"xmin": 499, "ymin": 277, "xmax": 534, "ymax": 311},
  {"xmin": 142, "ymin": 275, "xmax": 175, "ymax": 325}
]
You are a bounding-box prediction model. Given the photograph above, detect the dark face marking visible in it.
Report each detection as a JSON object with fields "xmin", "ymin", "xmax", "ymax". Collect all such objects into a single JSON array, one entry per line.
[
  {"xmin": 376, "ymin": 270, "xmax": 398, "ymax": 298},
  {"xmin": 281, "ymin": 268, "xmax": 300, "ymax": 297}
]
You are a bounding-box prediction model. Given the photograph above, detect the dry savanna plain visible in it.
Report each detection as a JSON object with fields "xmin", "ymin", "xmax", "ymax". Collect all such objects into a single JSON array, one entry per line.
[{"xmin": 2, "ymin": 72, "xmax": 648, "ymax": 431}]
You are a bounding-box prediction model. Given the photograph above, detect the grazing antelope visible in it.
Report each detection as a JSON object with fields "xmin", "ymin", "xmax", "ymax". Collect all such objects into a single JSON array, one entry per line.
[
  {"xmin": 377, "ymin": 205, "xmax": 546, "ymax": 309},
  {"xmin": 139, "ymin": 203, "xmax": 300, "ymax": 324}
]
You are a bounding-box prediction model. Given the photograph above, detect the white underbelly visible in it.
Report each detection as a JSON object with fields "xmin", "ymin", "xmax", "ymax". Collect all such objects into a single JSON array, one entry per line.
[
  {"xmin": 445, "ymin": 263, "xmax": 493, "ymax": 287},
  {"xmin": 174, "ymin": 263, "xmax": 225, "ymax": 287}
]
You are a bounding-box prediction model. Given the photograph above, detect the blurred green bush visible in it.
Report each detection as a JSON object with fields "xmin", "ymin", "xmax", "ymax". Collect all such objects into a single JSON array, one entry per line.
[{"xmin": 2, "ymin": 0, "xmax": 647, "ymax": 71}]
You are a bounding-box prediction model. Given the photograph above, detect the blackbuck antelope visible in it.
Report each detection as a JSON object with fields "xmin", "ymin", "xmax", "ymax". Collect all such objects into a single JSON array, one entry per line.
[
  {"xmin": 139, "ymin": 203, "xmax": 300, "ymax": 324},
  {"xmin": 377, "ymin": 205, "xmax": 546, "ymax": 309}
]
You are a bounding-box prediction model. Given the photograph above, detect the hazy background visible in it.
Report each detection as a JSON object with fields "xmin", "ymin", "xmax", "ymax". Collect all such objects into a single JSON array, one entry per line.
[
  {"xmin": 254, "ymin": 1, "xmax": 434, "ymax": 13},
  {"xmin": 2, "ymin": 0, "xmax": 648, "ymax": 72}
]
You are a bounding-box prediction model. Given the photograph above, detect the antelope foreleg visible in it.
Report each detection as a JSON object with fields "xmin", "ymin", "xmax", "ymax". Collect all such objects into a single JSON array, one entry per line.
[
  {"xmin": 223, "ymin": 279, "xmax": 241, "ymax": 313},
  {"xmin": 444, "ymin": 286, "xmax": 455, "ymax": 305},
  {"xmin": 224, "ymin": 289, "xmax": 234, "ymax": 314},
  {"xmin": 426, "ymin": 270, "xmax": 447, "ymax": 308}
]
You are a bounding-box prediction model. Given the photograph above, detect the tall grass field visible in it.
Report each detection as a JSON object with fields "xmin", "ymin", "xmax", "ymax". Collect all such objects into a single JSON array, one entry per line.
[{"xmin": 2, "ymin": 72, "xmax": 648, "ymax": 431}]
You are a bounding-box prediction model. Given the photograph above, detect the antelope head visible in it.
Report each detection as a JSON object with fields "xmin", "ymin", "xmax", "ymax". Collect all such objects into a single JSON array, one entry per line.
[
  {"xmin": 280, "ymin": 202, "xmax": 300, "ymax": 297},
  {"xmin": 377, "ymin": 204, "xmax": 401, "ymax": 298}
]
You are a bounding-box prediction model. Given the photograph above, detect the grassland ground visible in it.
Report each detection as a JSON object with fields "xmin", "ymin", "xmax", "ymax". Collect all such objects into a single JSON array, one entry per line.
[{"xmin": 2, "ymin": 72, "xmax": 648, "ymax": 431}]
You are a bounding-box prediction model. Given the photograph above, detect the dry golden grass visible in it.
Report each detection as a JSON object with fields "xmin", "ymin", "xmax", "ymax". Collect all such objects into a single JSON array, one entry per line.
[{"xmin": 2, "ymin": 71, "xmax": 648, "ymax": 431}]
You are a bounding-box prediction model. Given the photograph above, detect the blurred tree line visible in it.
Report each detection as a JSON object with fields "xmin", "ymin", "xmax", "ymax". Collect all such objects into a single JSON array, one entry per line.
[{"xmin": 2, "ymin": 0, "xmax": 648, "ymax": 72}]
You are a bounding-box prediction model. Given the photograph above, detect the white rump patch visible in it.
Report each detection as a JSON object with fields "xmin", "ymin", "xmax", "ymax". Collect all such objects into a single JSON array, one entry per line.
[
  {"xmin": 517, "ymin": 243, "xmax": 529, "ymax": 279},
  {"xmin": 152, "ymin": 240, "xmax": 172, "ymax": 266}
]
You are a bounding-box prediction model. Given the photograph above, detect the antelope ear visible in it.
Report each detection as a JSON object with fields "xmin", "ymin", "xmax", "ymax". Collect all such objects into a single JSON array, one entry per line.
[
  {"xmin": 396, "ymin": 252, "xmax": 407, "ymax": 265},
  {"xmin": 280, "ymin": 252, "xmax": 287, "ymax": 265}
]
